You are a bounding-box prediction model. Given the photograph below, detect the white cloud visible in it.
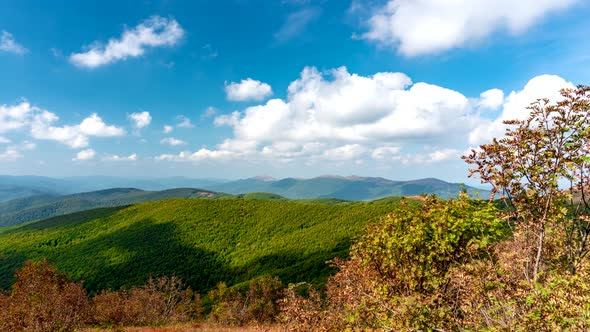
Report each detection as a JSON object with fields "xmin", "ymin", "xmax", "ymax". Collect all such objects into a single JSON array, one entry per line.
[
  {"xmin": 31, "ymin": 113, "xmax": 125, "ymax": 148},
  {"xmin": 0, "ymin": 141, "xmax": 35, "ymax": 161},
  {"xmin": 176, "ymin": 115, "xmax": 194, "ymax": 128},
  {"xmin": 361, "ymin": 0, "xmax": 578, "ymax": 56},
  {"xmin": 1, "ymin": 101, "xmax": 125, "ymax": 148},
  {"xmin": 156, "ymin": 149, "xmax": 235, "ymax": 162},
  {"xmin": 165, "ymin": 66, "xmax": 476, "ymax": 164},
  {"xmin": 157, "ymin": 68, "xmax": 573, "ymax": 169},
  {"xmin": 69, "ymin": 15, "xmax": 184, "ymax": 68},
  {"xmin": 73, "ymin": 148, "xmax": 96, "ymax": 161},
  {"xmin": 225, "ymin": 78, "xmax": 273, "ymax": 102},
  {"xmin": 128, "ymin": 111, "xmax": 152, "ymax": 128},
  {"xmin": 0, "ymin": 136, "xmax": 10, "ymax": 144},
  {"xmin": 103, "ymin": 153, "xmax": 137, "ymax": 161},
  {"xmin": 217, "ymin": 67, "xmax": 470, "ymax": 145},
  {"xmin": 160, "ymin": 137, "xmax": 186, "ymax": 146},
  {"xmin": 202, "ymin": 106, "xmax": 217, "ymax": 119},
  {"xmin": 321, "ymin": 144, "xmax": 366, "ymax": 161},
  {"xmin": 371, "ymin": 146, "xmax": 401, "ymax": 160},
  {"xmin": 274, "ymin": 7, "xmax": 321, "ymax": 43},
  {"xmin": 0, "ymin": 31, "xmax": 27, "ymax": 54},
  {"xmin": 469, "ymin": 75, "xmax": 574, "ymax": 145},
  {"xmin": 426, "ymin": 148, "xmax": 461, "ymax": 163},
  {"xmin": 163, "ymin": 125, "xmax": 173, "ymax": 133},
  {"xmin": 0, "ymin": 101, "xmax": 35, "ymax": 133},
  {"xmin": 478, "ymin": 89, "xmax": 505, "ymax": 110}
]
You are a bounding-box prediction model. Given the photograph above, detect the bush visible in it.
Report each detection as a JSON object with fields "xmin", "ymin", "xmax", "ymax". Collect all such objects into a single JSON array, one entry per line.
[
  {"xmin": 90, "ymin": 275, "xmax": 201, "ymax": 326},
  {"xmin": 0, "ymin": 260, "xmax": 89, "ymax": 332},
  {"xmin": 279, "ymin": 196, "xmax": 503, "ymax": 331},
  {"xmin": 208, "ymin": 275, "xmax": 284, "ymax": 326}
]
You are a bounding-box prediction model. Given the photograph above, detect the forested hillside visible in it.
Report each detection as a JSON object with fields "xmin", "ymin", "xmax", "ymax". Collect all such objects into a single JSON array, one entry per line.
[
  {"xmin": 0, "ymin": 198, "xmax": 407, "ymax": 293},
  {"xmin": 0, "ymin": 188, "xmax": 218, "ymax": 228}
]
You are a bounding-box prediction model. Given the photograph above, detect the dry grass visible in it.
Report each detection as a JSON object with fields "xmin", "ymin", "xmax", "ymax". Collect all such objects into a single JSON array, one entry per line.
[{"xmin": 80, "ymin": 323, "xmax": 283, "ymax": 332}]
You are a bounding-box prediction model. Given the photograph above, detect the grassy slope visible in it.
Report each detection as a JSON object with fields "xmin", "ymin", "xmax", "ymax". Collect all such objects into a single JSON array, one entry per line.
[{"xmin": 0, "ymin": 198, "xmax": 405, "ymax": 293}]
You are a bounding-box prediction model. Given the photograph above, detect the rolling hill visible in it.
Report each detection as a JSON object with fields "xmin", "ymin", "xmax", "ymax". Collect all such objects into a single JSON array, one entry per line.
[
  {"xmin": 0, "ymin": 188, "xmax": 218, "ymax": 228},
  {"xmin": 0, "ymin": 198, "xmax": 408, "ymax": 293},
  {"xmin": 205, "ymin": 175, "xmax": 490, "ymax": 200},
  {"xmin": 0, "ymin": 175, "xmax": 226, "ymax": 202}
]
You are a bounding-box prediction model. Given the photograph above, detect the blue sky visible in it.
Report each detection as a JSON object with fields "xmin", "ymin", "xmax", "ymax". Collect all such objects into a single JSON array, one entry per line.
[{"xmin": 0, "ymin": 0, "xmax": 588, "ymax": 182}]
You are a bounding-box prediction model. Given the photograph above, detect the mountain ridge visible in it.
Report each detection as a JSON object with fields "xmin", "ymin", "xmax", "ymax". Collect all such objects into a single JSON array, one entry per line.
[{"xmin": 205, "ymin": 176, "xmax": 489, "ymax": 200}]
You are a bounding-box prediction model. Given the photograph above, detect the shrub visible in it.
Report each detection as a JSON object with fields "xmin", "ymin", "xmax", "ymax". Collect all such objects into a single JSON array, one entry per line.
[
  {"xmin": 279, "ymin": 196, "xmax": 503, "ymax": 331},
  {"xmin": 90, "ymin": 275, "xmax": 200, "ymax": 326},
  {"xmin": 208, "ymin": 275, "xmax": 284, "ymax": 326},
  {"xmin": 0, "ymin": 260, "xmax": 89, "ymax": 332}
]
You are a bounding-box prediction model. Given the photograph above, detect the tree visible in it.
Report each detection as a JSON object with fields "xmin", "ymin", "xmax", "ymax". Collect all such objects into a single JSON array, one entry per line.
[
  {"xmin": 280, "ymin": 196, "xmax": 502, "ymax": 331},
  {"xmin": 463, "ymin": 85, "xmax": 590, "ymax": 279}
]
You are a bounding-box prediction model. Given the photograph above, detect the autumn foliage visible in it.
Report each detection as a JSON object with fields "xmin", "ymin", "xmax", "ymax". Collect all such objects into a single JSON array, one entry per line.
[
  {"xmin": 0, "ymin": 261, "xmax": 201, "ymax": 331},
  {"xmin": 0, "ymin": 260, "xmax": 88, "ymax": 332}
]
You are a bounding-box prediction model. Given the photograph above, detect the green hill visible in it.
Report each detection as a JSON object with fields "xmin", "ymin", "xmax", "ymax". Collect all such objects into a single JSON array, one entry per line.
[
  {"xmin": 0, "ymin": 198, "xmax": 406, "ymax": 293},
  {"xmin": 0, "ymin": 188, "xmax": 218, "ymax": 228}
]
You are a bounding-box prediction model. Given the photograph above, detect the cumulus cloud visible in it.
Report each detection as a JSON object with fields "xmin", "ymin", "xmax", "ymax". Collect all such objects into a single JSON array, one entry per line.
[
  {"xmin": 165, "ymin": 66, "xmax": 484, "ymax": 165},
  {"xmin": 176, "ymin": 115, "xmax": 194, "ymax": 128},
  {"xmin": 0, "ymin": 31, "xmax": 27, "ymax": 54},
  {"xmin": 103, "ymin": 153, "xmax": 137, "ymax": 161},
  {"xmin": 0, "ymin": 141, "xmax": 35, "ymax": 161},
  {"xmin": 0, "ymin": 136, "xmax": 10, "ymax": 144},
  {"xmin": 478, "ymin": 89, "xmax": 504, "ymax": 110},
  {"xmin": 218, "ymin": 67, "xmax": 470, "ymax": 145},
  {"xmin": 469, "ymin": 75, "xmax": 574, "ymax": 145},
  {"xmin": 161, "ymin": 67, "xmax": 573, "ymax": 168},
  {"xmin": 31, "ymin": 113, "xmax": 125, "ymax": 148},
  {"xmin": 128, "ymin": 111, "xmax": 152, "ymax": 128},
  {"xmin": 0, "ymin": 101, "xmax": 125, "ymax": 148},
  {"xmin": 163, "ymin": 125, "xmax": 173, "ymax": 133},
  {"xmin": 69, "ymin": 16, "xmax": 184, "ymax": 68},
  {"xmin": 225, "ymin": 78, "xmax": 273, "ymax": 102},
  {"xmin": 73, "ymin": 148, "xmax": 96, "ymax": 161},
  {"xmin": 160, "ymin": 137, "xmax": 186, "ymax": 146},
  {"xmin": 361, "ymin": 0, "xmax": 578, "ymax": 56}
]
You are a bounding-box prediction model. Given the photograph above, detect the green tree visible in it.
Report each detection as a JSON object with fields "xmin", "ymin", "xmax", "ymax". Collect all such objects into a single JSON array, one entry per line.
[
  {"xmin": 463, "ymin": 85, "xmax": 590, "ymax": 279},
  {"xmin": 281, "ymin": 196, "xmax": 502, "ymax": 331}
]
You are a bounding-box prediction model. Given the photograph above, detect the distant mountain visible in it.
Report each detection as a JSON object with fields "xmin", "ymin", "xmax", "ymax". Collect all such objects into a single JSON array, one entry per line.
[
  {"xmin": 0, "ymin": 176, "xmax": 78, "ymax": 202},
  {"xmin": 205, "ymin": 176, "xmax": 490, "ymax": 200},
  {"xmin": 62, "ymin": 176, "xmax": 225, "ymax": 191},
  {"xmin": 0, "ymin": 175, "xmax": 226, "ymax": 202},
  {"xmin": 0, "ymin": 187, "xmax": 218, "ymax": 228}
]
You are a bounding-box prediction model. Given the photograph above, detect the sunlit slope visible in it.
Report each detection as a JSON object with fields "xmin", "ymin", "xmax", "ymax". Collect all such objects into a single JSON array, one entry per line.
[
  {"xmin": 0, "ymin": 198, "xmax": 403, "ymax": 293},
  {"xmin": 0, "ymin": 188, "xmax": 219, "ymax": 228}
]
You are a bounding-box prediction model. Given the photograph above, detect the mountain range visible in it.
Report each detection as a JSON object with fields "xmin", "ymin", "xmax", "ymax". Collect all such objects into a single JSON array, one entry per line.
[
  {"xmin": 0, "ymin": 188, "xmax": 218, "ymax": 228},
  {"xmin": 204, "ymin": 175, "xmax": 489, "ymax": 200},
  {"xmin": 0, "ymin": 175, "xmax": 224, "ymax": 202}
]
